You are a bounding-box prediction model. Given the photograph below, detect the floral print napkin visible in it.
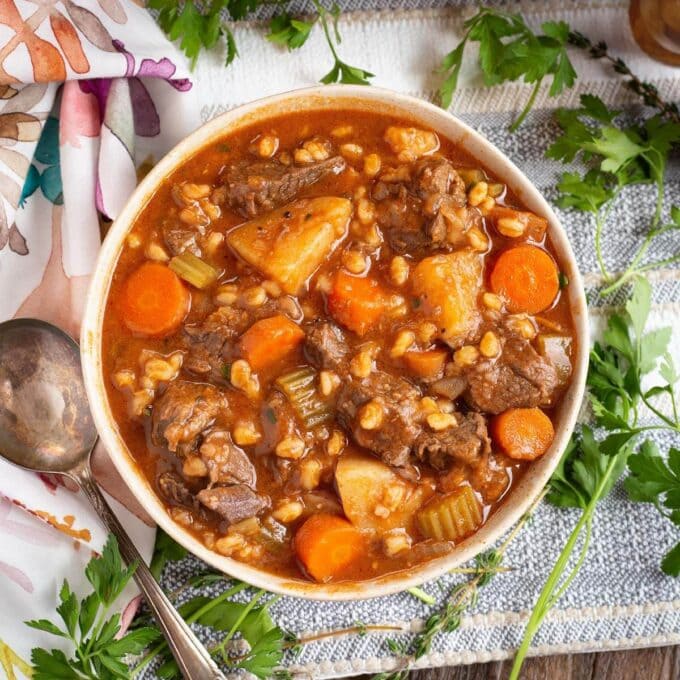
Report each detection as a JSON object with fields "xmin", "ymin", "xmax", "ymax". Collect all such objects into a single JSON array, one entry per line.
[{"xmin": 0, "ymin": 0, "xmax": 199, "ymax": 673}]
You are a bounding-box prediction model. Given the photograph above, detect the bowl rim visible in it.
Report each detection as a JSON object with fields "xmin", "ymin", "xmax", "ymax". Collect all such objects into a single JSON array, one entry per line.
[{"xmin": 80, "ymin": 84, "xmax": 590, "ymax": 601}]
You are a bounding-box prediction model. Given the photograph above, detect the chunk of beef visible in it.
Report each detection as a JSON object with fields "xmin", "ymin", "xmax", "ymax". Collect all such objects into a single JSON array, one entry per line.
[
  {"xmin": 152, "ymin": 381, "xmax": 228, "ymax": 454},
  {"xmin": 304, "ymin": 321, "xmax": 350, "ymax": 371},
  {"xmin": 388, "ymin": 226, "xmax": 431, "ymax": 254},
  {"xmin": 466, "ymin": 337, "xmax": 559, "ymax": 414},
  {"xmin": 412, "ymin": 158, "xmax": 466, "ymax": 211},
  {"xmin": 336, "ymin": 372, "xmax": 424, "ymax": 468},
  {"xmin": 197, "ymin": 485, "xmax": 269, "ymax": 524},
  {"xmin": 158, "ymin": 471, "xmax": 196, "ymax": 508},
  {"xmin": 415, "ymin": 412, "xmax": 490, "ymax": 469},
  {"xmin": 163, "ymin": 227, "xmax": 200, "ymax": 257},
  {"xmin": 224, "ymin": 156, "xmax": 346, "ymax": 218},
  {"xmin": 199, "ymin": 430, "xmax": 256, "ymax": 487},
  {"xmin": 377, "ymin": 158, "xmax": 470, "ymax": 252},
  {"xmin": 182, "ymin": 306, "xmax": 249, "ymax": 379}
]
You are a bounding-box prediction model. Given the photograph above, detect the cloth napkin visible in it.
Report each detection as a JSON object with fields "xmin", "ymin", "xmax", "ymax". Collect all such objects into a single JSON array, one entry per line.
[{"xmin": 0, "ymin": 0, "xmax": 199, "ymax": 673}]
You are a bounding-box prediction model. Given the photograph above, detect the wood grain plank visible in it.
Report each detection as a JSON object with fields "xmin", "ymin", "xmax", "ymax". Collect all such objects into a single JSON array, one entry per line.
[{"xmin": 352, "ymin": 646, "xmax": 679, "ymax": 680}]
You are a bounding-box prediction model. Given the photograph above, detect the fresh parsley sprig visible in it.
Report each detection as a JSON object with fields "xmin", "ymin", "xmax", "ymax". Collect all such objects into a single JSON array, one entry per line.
[
  {"xmin": 547, "ymin": 95, "xmax": 680, "ymax": 294},
  {"xmin": 267, "ymin": 1, "xmax": 373, "ymax": 85},
  {"xmin": 26, "ymin": 535, "xmax": 160, "ymax": 680},
  {"xmin": 149, "ymin": 0, "xmax": 251, "ymax": 67},
  {"xmin": 510, "ymin": 277, "xmax": 679, "ymax": 677},
  {"xmin": 438, "ymin": 7, "xmax": 576, "ymax": 130},
  {"xmin": 311, "ymin": 0, "xmax": 374, "ymax": 85}
]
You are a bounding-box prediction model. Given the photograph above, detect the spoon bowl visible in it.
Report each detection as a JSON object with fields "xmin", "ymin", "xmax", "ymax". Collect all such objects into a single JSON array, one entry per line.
[
  {"xmin": 0, "ymin": 318, "xmax": 226, "ymax": 679},
  {"xmin": 0, "ymin": 319, "xmax": 97, "ymax": 473}
]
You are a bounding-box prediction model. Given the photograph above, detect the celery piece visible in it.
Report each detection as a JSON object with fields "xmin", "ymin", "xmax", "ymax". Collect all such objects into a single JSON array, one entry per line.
[
  {"xmin": 169, "ymin": 252, "xmax": 218, "ymax": 289},
  {"xmin": 417, "ymin": 486, "xmax": 482, "ymax": 542},
  {"xmin": 276, "ymin": 366, "xmax": 333, "ymax": 428}
]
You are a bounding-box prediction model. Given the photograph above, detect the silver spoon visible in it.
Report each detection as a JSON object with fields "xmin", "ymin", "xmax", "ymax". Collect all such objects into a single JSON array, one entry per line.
[{"xmin": 0, "ymin": 318, "xmax": 226, "ymax": 680}]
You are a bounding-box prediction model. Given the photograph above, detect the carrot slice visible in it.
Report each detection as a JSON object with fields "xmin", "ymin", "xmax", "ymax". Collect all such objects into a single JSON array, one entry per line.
[
  {"xmin": 403, "ymin": 349, "xmax": 448, "ymax": 379},
  {"xmin": 491, "ymin": 407, "xmax": 555, "ymax": 461},
  {"xmin": 120, "ymin": 262, "xmax": 190, "ymax": 337},
  {"xmin": 238, "ymin": 314, "xmax": 305, "ymax": 373},
  {"xmin": 488, "ymin": 205, "xmax": 548, "ymax": 241},
  {"xmin": 294, "ymin": 514, "xmax": 365, "ymax": 582},
  {"xmin": 327, "ymin": 270, "xmax": 392, "ymax": 336},
  {"xmin": 489, "ymin": 245, "xmax": 559, "ymax": 314}
]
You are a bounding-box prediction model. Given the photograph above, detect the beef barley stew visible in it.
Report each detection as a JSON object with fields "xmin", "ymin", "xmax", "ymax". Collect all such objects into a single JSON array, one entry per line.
[{"xmin": 102, "ymin": 110, "xmax": 576, "ymax": 583}]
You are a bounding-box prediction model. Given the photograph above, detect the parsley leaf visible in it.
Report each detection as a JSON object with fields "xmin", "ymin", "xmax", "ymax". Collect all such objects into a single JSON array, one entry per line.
[
  {"xmin": 626, "ymin": 442, "xmax": 680, "ymax": 575},
  {"xmin": 149, "ymin": 0, "xmax": 232, "ymax": 69},
  {"xmin": 438, "ymin": 9, "xmax": 576, "ymax": 129},
  {"xmin": 548, "ymin": 426, "xmax": 631, "ymax": 509},
  {"xmin": 267, "ymin": 13, "xmax": 315, "ymax": 50}
]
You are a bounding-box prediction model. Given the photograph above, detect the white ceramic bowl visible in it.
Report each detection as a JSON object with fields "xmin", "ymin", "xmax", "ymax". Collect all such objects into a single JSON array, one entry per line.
[{"xmin": 81, "ymin": 85, "xmax": 589, "ymax": 600}]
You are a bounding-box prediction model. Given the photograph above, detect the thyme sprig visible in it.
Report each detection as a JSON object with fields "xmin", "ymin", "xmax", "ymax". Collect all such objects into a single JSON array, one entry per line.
[{"xmin": 568, "ymin": 30, "xmax": 680, "ymax": 124}]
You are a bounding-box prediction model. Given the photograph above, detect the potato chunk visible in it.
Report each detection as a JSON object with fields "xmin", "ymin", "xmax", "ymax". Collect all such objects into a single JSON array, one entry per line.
[
  {"xmin": 227, "ymin": 197, "xmax": 351, "ymax": 294},
  {"xmin": 384, "ymin": 126, "xmax": 439, "ymax": 162},
  {"xmin": 412, "ymin": 249, "xmax": 482, "ymax": 346},
  {"xmin": 335, "ymin": 454, "xmax": 431, "ymax": 532}
]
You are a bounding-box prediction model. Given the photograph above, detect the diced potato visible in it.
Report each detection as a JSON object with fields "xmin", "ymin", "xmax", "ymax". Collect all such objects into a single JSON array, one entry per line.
[
  {"xmin": 536, "ymin": 334, "xmax": 572, "ymax": 385},
  {"xmin": 384, "ymin": 126, "xmax": 439, "ymax": 162},
  {"xmin": 335, "ymin": 454, "xmax": 431, "ymax": 532},
  {"xmin": 417, "ymin": 486, "xmax": 482, "ymax": 542},
  {"xmin": 411, "ymin": 249, "xmax": 482, "ymax": 345},
  {"xmin": 227, "ymin": 197, "xmax": 351, "ymax": 294}
]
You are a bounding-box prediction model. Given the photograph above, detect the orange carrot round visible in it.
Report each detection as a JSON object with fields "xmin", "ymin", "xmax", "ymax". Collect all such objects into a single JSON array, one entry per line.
[
  {"xmin": 403, "ymin": 349, "xmax": 448, "ymax": 379},
  {"xmin": 491, "ymin": 407, "xmax": 555, "ymax": 461},
  {"xmin": 239, "ymin": 314, "xmax": 305, "ymax": 373},
  {"xmin": 120, "ymin": 262, "xmax": 190, "ymax": 337},
  {"xmin": 489, "ymin": 245, "xmax": 559, "ymax": 314},
  {"xmin": 327, "ymin": 270, "xmax": 392, "ymax": 336},
  {"xmin": 294, "ymin": 514, "xmax": 365, "ymax": 582}
]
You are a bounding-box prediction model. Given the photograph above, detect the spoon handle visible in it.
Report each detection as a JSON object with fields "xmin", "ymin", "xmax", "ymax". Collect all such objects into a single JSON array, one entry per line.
[{"xmin": 76, "ymin": 466, "xmax": 226, "ymax": 680}]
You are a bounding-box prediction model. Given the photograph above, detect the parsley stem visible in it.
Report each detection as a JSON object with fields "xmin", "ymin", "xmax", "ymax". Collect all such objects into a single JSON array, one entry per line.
[
  {"xmin": 670, "ymin": 391, "xmax": 679, "ymax": 425},
  {"xmin": 312, "ymin": 0, "xmax": 339, "ymax": 62},
  {"xmin": 509, "ymin": 79, "xmax": 541, "ymax": 132},
  {"xmin": 217, "ymin": 589, "xmax": 266, "ymax": 661},
  {"xmin": 407, "ymin": 587, "xmax": 436, "ymax": 605},
  {"xmin": 652, "ymin": 178, "xmax": 664, "ymax": 229},
  {"xmin": 594, "ymin": 213, "xmax": 609, "ymax": 283},
  {"xmin": 547, "ymin": 517, "xmax": 592, "ymax": 607},
  {"xmin": 637, "ymin": 253, "xmax": 680, "ymax": 273},
  {"xmin": 509, "ymin": 455, "xmax": 619, "ymax": 680},
  {"xmin": 593, "ymin": 188, "xmax": 622, "ymax": 286},
  {"xmin": 640, "ymin": 395, "xmax": 680, "ymax": 431}
]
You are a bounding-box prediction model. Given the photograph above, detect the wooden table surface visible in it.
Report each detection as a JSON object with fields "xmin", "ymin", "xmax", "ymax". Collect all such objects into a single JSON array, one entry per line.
[{"xmin": 354, "ymin": 645, "xmax": 680, "ymax": 679}]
